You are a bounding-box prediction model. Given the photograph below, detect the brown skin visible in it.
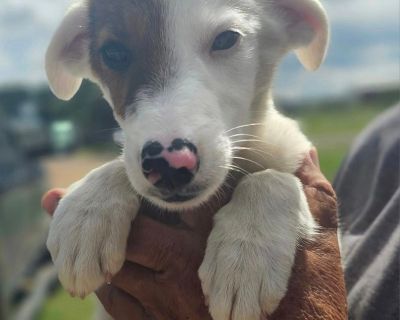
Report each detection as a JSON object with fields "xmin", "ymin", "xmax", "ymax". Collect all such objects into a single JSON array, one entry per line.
[{"xmin": 42, "ymin": 149, "xmax": 347, "ymax": 320}]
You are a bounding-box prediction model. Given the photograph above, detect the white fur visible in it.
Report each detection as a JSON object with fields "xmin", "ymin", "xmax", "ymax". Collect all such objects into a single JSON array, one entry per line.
[
  {"xmin": 46, "ymin": 159, "xmax": 139, "ymax": 297},
  {"xmin": 45, "ymin": 2, "xmax": 90, "ymax": 100},
  {"xmin": 281, "ymin": 0, "xmax": 329, "ymax": 71},
  {"xmin": 199, "ymin": 170, "xmax": 316, "ymax": 319},
  {"xmin": 45, "ymin": 0, "xmax": 329, "ymax": 317}
]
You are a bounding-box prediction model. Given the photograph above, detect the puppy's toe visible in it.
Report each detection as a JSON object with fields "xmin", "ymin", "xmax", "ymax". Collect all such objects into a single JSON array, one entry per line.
[
  {"xmin": 207, "ymin": 272, "xmax": 262, "ymax": 320},
  {"xmin": 230, "ymin": 284, "xmax": 263, "ymax": 320},
  {"xmin": 208, "ymin": 292, "xmax": 233, "ymax": 320},
  {"xmin": 198, "ymin": 257, "xmax": 217, "ymax": 302},
  {"xmin": 260, "ymin": 278, "xmax": 287, "ymax": 316},
  {"xmin": 46, "ymin": 235, "xmax": 60, "ymax": 262}
]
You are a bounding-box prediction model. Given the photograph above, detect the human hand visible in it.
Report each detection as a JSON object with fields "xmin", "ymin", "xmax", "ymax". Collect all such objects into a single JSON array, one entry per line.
[{"xmin": 42, "ymin": 148, "xmax": 346, "ymax": 320}]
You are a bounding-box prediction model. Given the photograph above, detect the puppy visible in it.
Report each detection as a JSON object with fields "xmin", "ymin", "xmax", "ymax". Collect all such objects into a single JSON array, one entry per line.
[{"xmin": 45, "ymin": 0, "xmax": 329, "ymax": 319}]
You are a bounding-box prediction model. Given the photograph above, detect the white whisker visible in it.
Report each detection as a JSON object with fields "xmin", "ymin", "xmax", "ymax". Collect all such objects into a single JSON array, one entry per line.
[
  {"xmin": 232, "ymin": 146, "xmax": 272, "ymax": 161},
  {"xmin": 230, "ymin": 139, "xmax": 268, "ymax": 145},
  {"xmin": 232, "ymin": 156, "xmax": 265, "ymax": 170},
  {"xmin": 219, "ymin": 165, "xmax": 249, "ymax": 176},
  {"xmin": 228, "ymin": 133, "xmax": 261, "ymax": 139},
  {"xmin": 224, "ymin": 123, "xmax": 265, "ymax": 134}
]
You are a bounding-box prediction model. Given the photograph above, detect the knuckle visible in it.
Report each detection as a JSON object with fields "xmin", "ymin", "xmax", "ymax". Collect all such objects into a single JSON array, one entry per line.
[{"xmin": 98, "ymin": 286, "xmax": 118, "ymax": 316}]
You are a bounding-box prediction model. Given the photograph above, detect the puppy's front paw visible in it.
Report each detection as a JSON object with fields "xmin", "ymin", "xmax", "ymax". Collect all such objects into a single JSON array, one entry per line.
[
  {"xmin": 47, "ymin": 175, "xmax": 135, "ymax": 297},
  {"xmin": 199, "ymin": 204, "xmax": 294, "ymax": 320}
]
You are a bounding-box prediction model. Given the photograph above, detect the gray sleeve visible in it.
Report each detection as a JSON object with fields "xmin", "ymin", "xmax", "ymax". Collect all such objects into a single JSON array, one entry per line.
[{"xmin": 334, "ymin": 104, "xmax": 400, "ymax": 320}]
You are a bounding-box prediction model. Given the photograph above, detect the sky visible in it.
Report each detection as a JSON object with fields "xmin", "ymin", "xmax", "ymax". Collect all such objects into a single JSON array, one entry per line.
[{"xmin": 0, "ymin": 0, "xmax": 399, "ymax": 101}]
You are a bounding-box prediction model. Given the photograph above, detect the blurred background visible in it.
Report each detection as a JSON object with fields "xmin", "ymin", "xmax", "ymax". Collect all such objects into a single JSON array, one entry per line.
[{"xmin": 0, "ymin": 0, "xmax": 398, "ymax": 319}]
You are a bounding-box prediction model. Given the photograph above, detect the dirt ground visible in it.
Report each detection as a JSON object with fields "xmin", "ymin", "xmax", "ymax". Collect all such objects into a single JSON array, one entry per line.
[{"xmin": 42, "ymin": 152, "xmax": 115, "ymax": 188}]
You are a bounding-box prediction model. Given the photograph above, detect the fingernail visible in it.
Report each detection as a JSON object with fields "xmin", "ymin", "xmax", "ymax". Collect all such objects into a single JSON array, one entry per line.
[
  {"xmin": 105, "ymin": 273, "xmax": 112, "ymax": 285},
  {"xmin": 310, "ymin": 148, "xmax": 320, "ymax": 168}
]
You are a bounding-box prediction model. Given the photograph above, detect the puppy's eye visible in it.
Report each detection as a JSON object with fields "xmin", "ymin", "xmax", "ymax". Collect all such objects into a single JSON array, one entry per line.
[
  {"xmin": 211, "ymin": 31, "xmax": 240, "ymax": 52},
  {"xmin": 100, "ymin": 42, "xmax": 132, "ymax": 71}
]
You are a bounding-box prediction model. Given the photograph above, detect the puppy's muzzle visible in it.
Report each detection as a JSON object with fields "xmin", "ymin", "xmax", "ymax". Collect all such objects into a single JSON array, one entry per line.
[{"xmin": 141, "ymin": 139, "xmax": 200, "ymax": 198}]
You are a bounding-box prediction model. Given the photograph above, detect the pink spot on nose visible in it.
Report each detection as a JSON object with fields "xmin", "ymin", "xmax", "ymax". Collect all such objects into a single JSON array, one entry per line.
[{"xmin": 162, "ymin": 149, "xmax": 198, "ymax": 171}]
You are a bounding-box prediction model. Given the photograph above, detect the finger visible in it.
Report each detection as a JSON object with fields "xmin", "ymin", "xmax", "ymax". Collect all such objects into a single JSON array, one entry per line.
[
  {"xmin": 96, "ymin": 284, "xmax": 151, "ymax": 320},
  {"xmin": 309, "ymin": 147, "xmax": 320, "ymax": 169},
  {"xmin": 295, "ymin": 149, "xmax": 338, "ymax": 228},
  {"xmin": 127, "ymin": 216, "xmax": 178, "ymax": 270},
  {"xmin": 296, "ymin": 150, "xmax": 334, "ymax": 197},
  {"xmin": 127, "ymin": 215, "xmax": 203, "ymax": 271},
  {"xmin": 112, "ymin": 262, "xmax": 158, "ymax": 303},
  {"xmin": 41, "ymin": 188, "xmax": 66, "ymax": 216},
  {"xmin": 303, "ymin": 187, "xmax": 338, "ymax": 229},
  {"xmin": 112, "ymin": 263, "xmax": 181, "ymax": 320},
  {"xmin": 112, "ymin": 262, "xmax": 210, "ymax": 320}
]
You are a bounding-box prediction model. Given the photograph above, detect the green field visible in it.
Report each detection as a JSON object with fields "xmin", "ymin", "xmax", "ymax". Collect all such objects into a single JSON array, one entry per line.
[
  {"xmin": 294, "ymin": 104, "xmax": 385, "ymax": 181},
  {"xmin": 38, "ymin": 290, "xmax": 96, "ymax": 320}
]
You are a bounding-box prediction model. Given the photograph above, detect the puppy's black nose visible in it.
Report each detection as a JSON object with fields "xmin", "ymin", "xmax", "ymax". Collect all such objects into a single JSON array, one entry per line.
[{"xmin": 141, "ymin": 139, "xmax": 199, "ymax": 191}]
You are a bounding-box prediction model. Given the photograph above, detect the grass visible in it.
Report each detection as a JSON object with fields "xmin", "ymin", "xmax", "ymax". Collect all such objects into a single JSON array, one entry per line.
[
  {"xmin": 0, "ymin": 182, "xmax": 44, "ymax": 237},
  {"xmin": 38, "ymin": 289, "xmax": 96, "ymax": 320},
  {"xmin": 293, "ymin": 104, "xmax": 385, "ymax": 181}
]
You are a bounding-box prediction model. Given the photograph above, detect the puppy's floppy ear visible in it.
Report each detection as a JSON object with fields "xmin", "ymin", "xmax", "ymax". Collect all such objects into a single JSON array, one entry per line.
[
  {"xmin": 276, "ymin": 0, "xmax": 329, "ymax": 71},
  {"xmin": 45, "ymin": 2, "xmax": 90, "ymax": 100}
]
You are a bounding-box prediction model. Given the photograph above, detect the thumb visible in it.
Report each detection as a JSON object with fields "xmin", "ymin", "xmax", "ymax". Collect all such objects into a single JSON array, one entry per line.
[
  {"xmin": 296, "ymin": 148, "xmax": 334, "ymax": 197},
  {"xmin": 41, "ymin": 188, "xmax": 66, "ymax": 216}
]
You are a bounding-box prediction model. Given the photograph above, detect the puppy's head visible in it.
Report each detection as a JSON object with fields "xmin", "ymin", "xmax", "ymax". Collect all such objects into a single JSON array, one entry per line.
[{"xmin": 46, "ymin": 0, "xmax": 329, "ymax": 210}]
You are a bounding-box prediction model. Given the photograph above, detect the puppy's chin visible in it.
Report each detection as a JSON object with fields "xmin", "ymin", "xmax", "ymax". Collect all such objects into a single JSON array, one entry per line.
[
  {"xmin": 142, "ymin": 179, "xmax": 226, "ymax": 212},
  {"xmin": 146, "ymin": 196, "xmax": 204, "ymax": 212},
  {"xmin": 144, "ymin": 190, "xmax": 210, "ymax": 212}
]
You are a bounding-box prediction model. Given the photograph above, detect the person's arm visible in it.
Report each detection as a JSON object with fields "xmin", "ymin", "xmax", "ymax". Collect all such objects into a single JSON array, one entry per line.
[{"xmin": 43, "ymin": 149, "xmax": 347, "ymax": 320}]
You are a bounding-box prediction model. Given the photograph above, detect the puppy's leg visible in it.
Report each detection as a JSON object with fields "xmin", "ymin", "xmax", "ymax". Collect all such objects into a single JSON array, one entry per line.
[
  {"xmin": 47, "ymin": 159, "xmax": 139, "ymax": 298},
  {"xmin": 199, "ymin": 169, "xmax": 316, "ymax": 320}
]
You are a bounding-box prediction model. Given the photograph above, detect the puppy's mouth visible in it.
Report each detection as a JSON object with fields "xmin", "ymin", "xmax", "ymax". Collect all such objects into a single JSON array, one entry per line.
[
  {"xmin": 147, "ymin": 184, "xmax": 207, "ymax": 206},
  {"xmin": 164, "ymin": 193, "xmax": 198, "ymax": 203}
]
